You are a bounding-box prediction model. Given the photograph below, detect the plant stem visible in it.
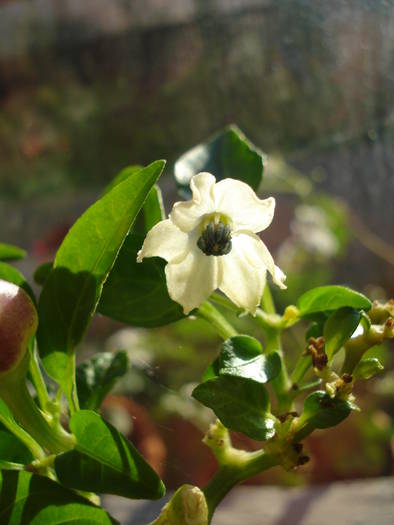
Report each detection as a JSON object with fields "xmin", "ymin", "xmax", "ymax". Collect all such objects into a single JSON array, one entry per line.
[
  {"xmin": 196, "ymin": 301, "xmax": 238, "ymax": 340},
  {"xmin": 0, "ymin": 404, "xmax": 45, "ymax": 460},
  {"xmin": 28, "ymin": 343, "xmax": 50, "ymax": 410},
  {"xmin": 0, "ymin": 367, "xmax": 75, "ymax": 454},
  {"xmin": 259, "ymin": 286, "xmax": 293, "ymax": 413},
  {"xmin": 203, "ymin": 452, "xmax": 280, "ymax": 523}
]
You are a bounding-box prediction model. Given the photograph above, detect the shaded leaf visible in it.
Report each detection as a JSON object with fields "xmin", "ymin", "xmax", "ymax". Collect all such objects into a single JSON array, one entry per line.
[
  {"xmin": 324, "ymin": 307, "xmax": 361, "ymax": 360},
  {"xmin": 98, "ymin": 233, "xmax": 184, "ymax": 327},
  {"xmin": 0, "ymin": 470, "xmax": 119, "ymax": 524},
  {"xmin": 0, "ymin": 430, "xmax": 33, "ymax": 465},
  {"xmin": 174, "ymin": 125, "xmax": 264, "ymax": 196},
  {"xmin": 33, "ymin": 262, "xmax": 53, "ymax": 286},
  {"xmin": 76, "ymin": 351, "xmax": 128, "ymax": 410},
  {"xmin": 55, "ymin": 410, "xmax": 165, "ymax": 500},
  {"xmin": 193, "ymin": 376, "xmax": 275, "ymax": 441}
]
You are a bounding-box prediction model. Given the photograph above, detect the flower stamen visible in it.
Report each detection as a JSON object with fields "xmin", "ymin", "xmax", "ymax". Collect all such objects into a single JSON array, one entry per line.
[{"xmin": 197, "ymin": 219, "xmax": 232, "ymax": 256}]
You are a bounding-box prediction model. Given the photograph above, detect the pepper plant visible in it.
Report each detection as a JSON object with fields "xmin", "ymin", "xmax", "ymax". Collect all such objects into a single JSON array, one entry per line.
[{"xmin": 0, "ymin": 126, "xmax": 392, "ymax": 524}]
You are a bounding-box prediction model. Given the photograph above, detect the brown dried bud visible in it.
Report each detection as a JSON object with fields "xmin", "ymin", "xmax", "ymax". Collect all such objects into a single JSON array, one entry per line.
[
  {"xmin": 304, "ymin": 336, "xmax": 328, "ymax": 370},
  {"xmin": 0, "ymin": 279, "xmax": 38, "ymax": 374}
]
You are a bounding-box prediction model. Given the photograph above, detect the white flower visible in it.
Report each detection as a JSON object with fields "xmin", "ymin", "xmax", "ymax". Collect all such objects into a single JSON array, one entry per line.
[{"xmin": 137, "ymin": 172, "xmax": 286, "ymax": 315}]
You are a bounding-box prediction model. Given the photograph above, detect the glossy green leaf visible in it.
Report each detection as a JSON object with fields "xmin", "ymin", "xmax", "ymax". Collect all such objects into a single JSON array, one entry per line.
[
  {"xmin": 76, "ymin": 351, "xmax": 128, "ymax": 410},
  {"xmin": 297, "ymin": 285, "xmax": 371, "ymax": 317},
  {"xmin": 33, "ymin": 261, "xmax": 53, "ymax": 286},
  {"xmin": 0, "ymin": 262, "xmax": 35, "ymax": 303},
  {"xmin": 0, "ymin": 243, "xmax": 26, "ymax": 262},
  {"xmin": 293, "ymin": 391, "xmax": 356, "ymax": 441},
  {"xmin": 324, "ymin": 307, "xmax": 361, "ymax": 360},
  {"xmin": 55, "ymin": 410, "xmax": 165, "ymax": 499},
  {"xmin": 102, "ymin": 165, "xmax": 143, "ymax": 196},
  {"xmin": 202, "ymin": 358, "xmax": 220, "ymax": 382},
  {"xmin": 98, "ymin": 233, "xmax": 184, "ymax": 327},
  {"xmin": 0, "ymin": 430, "xmax": 33, "ymax": 465},
  {"xmin": 219, "ymin": 336, "xmax": 281, "ymax": 383},
  {"xmin": 0, "ymin": 470, "xmax": 119, "ymax": 524},
  {"xmin": 37, "ymin": 160, "xmax": 165, "ymax": 392},
  {"xmin": 192, "ymin": 376, "xmax": 275, "ymax": 441},
  {"xmin": 174, "ymin": 125, "xmax": 264, "ymax": 196}
]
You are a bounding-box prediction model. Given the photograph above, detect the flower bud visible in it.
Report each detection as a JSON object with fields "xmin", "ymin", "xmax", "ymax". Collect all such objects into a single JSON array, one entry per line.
[
  {"xmin": 150, "ymin": 484, "xmax": 208, "ymax": 525},
  {"xmin": 0, "ymin": 279, "xmax": 38, "ymax": 374}
]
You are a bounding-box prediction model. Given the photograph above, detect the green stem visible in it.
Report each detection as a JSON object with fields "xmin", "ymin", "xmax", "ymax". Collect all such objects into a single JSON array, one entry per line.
[
  {"xmin": 342, "ymin": 322, "xmax": 393, "ymax": 374},
  {"xmin": 0, "ymin": 407, "xmax": 45, "ymax": 460},
  {"xmin": 290, "ymin": 355, "xmax": 312, "ymax": 386},
  {"xmin": 196, "ymin": 301, "xmax": 238, "ymax": 340},
  {"xmin": 203, "ymin": 452, "xmax": 280, "ymax": 523},
  {"xmin": 259, "ymin": 286, "xmax": 293, "ymax": 413},
  {"xmin": 0, "ymin": 369, "xmax": 75, "ymax": 454},
  {"xmin": 29, "ymin": 343, "xmax": 50, "ymax": 411}
]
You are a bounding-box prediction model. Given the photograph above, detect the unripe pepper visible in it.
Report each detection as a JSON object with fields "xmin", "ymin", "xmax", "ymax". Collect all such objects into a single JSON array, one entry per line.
[{"xmin": 0, "ymin": 279, "xmax": 38, "ymax": 375}]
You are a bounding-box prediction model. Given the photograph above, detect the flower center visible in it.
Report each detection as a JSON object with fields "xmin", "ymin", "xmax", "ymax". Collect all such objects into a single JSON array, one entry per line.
[{"xmin": 197, "ymin": 214, "xmax": 232, "ymax": 256}]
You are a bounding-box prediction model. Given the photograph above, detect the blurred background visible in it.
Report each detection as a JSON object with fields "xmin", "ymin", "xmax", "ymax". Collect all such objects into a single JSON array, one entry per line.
[{"xmin": 0, "ymin": 0, "xmax": 393, "ymax": 490}]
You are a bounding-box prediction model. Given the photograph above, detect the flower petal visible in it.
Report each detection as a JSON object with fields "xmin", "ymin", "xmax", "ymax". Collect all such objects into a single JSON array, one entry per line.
[
  {"xmin": 218, "ymin": 242, "xmax": 266, "ymax": 315},
  {"xmin": 170, "ymin": 172, "xmax": 216, "ymax": 233},
  {"xmin": 165, "ymin": 250, "xmax": 218, "ymax": 314},
  {"xmin": 232, "ymin": 231, "xmax": 287, "ymax": 289},
  {"xmin": 137, "ymin": 219, "xmax": 189, "ymax": 264},
  {"xmin": 214, "ymin": 178, "xmax": 276, "ymax": 233}
]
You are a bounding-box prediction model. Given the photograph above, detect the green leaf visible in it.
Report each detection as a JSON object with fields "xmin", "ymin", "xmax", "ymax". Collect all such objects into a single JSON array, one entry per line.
[
  {"xmin": 55, "ymin": 410, "xmax": 165, "ymax": 500},
  {"xmin": 37, "ymin": 160, "xmax": 165, "ymax": 393},
  {"xmin": 293, "ymin": 391, "xmax": 356, "ymax": 441},
  {"xmin": 0, "ymin": 430, "xmax": 33, "ymax": 464},
  {"xmin": 353, "ymin": 357, "xmax": 384, "ymax": 380},
  {"xmin": 98, "ymin": 233, "xmax": 184, "ymax": 327},
  {"xmin": 297, "ymin": 285, "xmax": 371, "ymax": 317},
  {"xmin": 0, "ymin": 262, "xmax": 35, "ymax": 303},
  {"xmin": 174, "ymin": 125, "xmax": 264, "ymax": 196},
  {"xmin": 33, "ymin": 261, "xmax": 53, "ymax": 286},
  {"xmin": 219, "ymin": 336, "xmax": 281, "ymax": 384},
  {"xmin": 192, "ymin": 376, "xmax": 275, "ymax": 441},
  {"xmin": 324, "ymin": 307, "xmax": 361, "ymax": 360},
  {"xmin": 102, "ymin": 165, "xmax": 143, "ymax": 196},
  {"xmin": 76, "ymin": 351, "xmax": 128, "ymax": 410},
  {"xmin": 143, "ymin": 185, "xmax": 165, "ymax": 232},
  {"xmin": 0, "ymin": 243, "xmax": 26, "ymax": 262},
  {"xmin": 0, "ymin": 470, "xmax": 119, "ymax": 524}
]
